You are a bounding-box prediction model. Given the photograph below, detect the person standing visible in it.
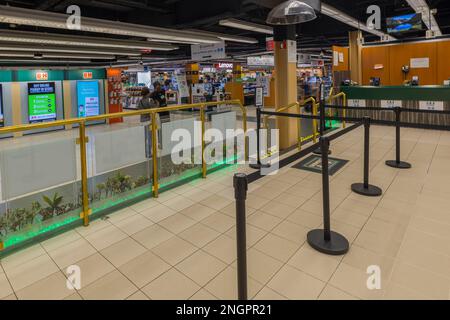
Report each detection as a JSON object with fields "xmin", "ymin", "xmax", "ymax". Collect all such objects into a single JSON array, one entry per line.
[{"xmin": 151, "ymin": 81, "xmax": 170, "ymax": 122}]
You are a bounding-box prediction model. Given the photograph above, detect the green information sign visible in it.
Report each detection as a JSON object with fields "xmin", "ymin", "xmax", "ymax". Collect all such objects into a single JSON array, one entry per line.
[{"xmin": 28, "ymin": 82, "xmax": 57, "ymax": 123}]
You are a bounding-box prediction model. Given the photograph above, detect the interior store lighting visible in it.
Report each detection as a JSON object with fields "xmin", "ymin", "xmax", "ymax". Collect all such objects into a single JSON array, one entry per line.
[
  {"xmin": 219, "ymin": 18, "xmax": 274, "ymax": 35},
  {"xmin": 187, "ymin": 29, "xmax": 259, "ymax": 44},
  {"xmin": 0, "ymin": 30, "xmax": 178, "ymax": 51},
  {"xmin": 0, "ymin": 5, "xmax": 221, "ymax": 44},
  {"xmin": 0, "ymin": 51, "xmax": 116, "ymax": 60},
  {"xmin": 266, "ymin": 0, "xmax": 317, "ymax": 25}
]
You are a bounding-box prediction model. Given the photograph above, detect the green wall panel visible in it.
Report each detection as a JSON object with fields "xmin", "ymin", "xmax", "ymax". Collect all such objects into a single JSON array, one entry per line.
[{"xmin": 341, "ymin": 86, "xmax": 450, "ymax": 101}]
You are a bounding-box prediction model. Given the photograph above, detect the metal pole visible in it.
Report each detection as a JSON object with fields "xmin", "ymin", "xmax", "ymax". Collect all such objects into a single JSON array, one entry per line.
[
  {"xmin": 351, "ymin": 117, "xmax": 382, "ymax": 197},
  {"xmin": 307, "ymin": 136, "xmax": 349, "ymax": 255},
  {"xmin": 79, "ymin": 122, "xmax": 90, "ymax": 226},
  {"xmin": 386, "ymin": 107, "xmax": 411, "ymax": 169},
  {"xmin": 200, "ymin": 106, "xmax": 207, "ymax": 179},
  {"xmin": 249, "ymin": 107, "xmax": 269, "ymax": 169},
  {"xmin": 234, "ymin": 173, "xmax": 248, "ymax": 301},
  {"xmin": 151, "ymin": 113, "xmax": 159, "ymax": 197}
]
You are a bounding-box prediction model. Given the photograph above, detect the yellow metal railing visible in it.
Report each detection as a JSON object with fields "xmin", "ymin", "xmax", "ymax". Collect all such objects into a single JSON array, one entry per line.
[
  {"xmin": 0, "ymin": 100, "xmax": 246, "ymax": 232},
  {"xmin": 327, "ymin": 91, "xmax": 347, "ymax": 128}
]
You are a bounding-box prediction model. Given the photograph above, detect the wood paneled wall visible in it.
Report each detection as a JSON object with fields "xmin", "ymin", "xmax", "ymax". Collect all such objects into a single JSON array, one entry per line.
[
  {"xmin": 332, "ymin": 46, "xmax": 349, "ymax": 72},
  {"xmin": 362, "ymin": 39, "xmax": 450, "ymax": 86}
]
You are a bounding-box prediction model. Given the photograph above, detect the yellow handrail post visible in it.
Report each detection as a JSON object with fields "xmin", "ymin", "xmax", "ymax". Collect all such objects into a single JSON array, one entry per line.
[
  {"xmin": 312, "ymin": 101, "xmax": 318, "ymax": 143},
  {"xmin": 151, "ymin": 113, "xmax": 159, "ymax": 198},
  {"xmin": 79, "ymin": 122, "xmax": 90, "ymax": 227},
  {"xmin": 238, "ymin": 102, "xmax": 248, "ymax": 162},
  {"xmin": 343, "ymin": 93, "xmax": 347, "ymax": 129},
  {"xmin": 200, "ymin": 106, "xmax": 207, "ymax": 179}
]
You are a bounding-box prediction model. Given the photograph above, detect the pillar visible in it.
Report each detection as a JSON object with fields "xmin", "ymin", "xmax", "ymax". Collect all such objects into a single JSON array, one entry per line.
[
  {"xmin": 232, "ymin": 64, "xmax": 243, "ymax": 82},
  {"xmin": 11, "ymin": 83, "xmax": 22, "ymax": 137},
  {"xmin": 63, "ymin": 81, "xmax": 73, "ymax": 130},
  {"xmin": 274, "ymin": 25, "xmax": 298, "ymax": 150},
  {"xmin": 349, "ymin": 31, "xmax": 363, "ymax": 84},
  {"xmin": 186, "ymin": 63, "xmax": 199, "ymax": 104}
]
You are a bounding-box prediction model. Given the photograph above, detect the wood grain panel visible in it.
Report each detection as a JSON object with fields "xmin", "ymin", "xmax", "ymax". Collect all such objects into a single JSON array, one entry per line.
[
  {"xmin": 332, "ymin": 46, "xmax": 349, "ymax": 72},
  {"xmin": 437, "ymin": 41, "xmax": 450, "ymax": 85},
  {"xmin": 362, "ymin": 46, "xmax": 390, "ymax": 85}
]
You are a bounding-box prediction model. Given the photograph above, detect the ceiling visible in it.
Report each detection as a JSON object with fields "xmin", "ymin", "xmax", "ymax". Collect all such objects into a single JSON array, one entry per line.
[{"xmin": 0, "ymin": 0, "xmax": 448, "ymax": 67}]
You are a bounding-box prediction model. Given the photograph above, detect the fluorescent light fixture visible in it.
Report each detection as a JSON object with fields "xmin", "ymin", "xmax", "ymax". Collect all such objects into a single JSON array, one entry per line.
[
  {"xmin": 0, "ymin": 42, "xmax": 142, "ymax": 56},
  {"xmin": 0, "ymin": 30, "xmax": 178, "ymax": 51},
  {"xmin": 219, "ymin": 18, "xmax": 273, "ymax": 35},
  {"xmin": 0, "ymin": 5, "xmax": 221, "ymax": 44},
  {"xmin": 0, "ymin": 59, "xmax": 90, "ymax": 64},
  {"xmin": 406, "ymin": 0, "xmax": 442, "ymax": 36},
  {"xmin": 0, "ymin": 51, "xmax": 116, "ymax": 59},
  {"xmin": 187, "ymin": 29, "xmax": 258, "ymax": 44},
  {"xmin": 267, "ymin": 0, "xmax": 317, "ymax": 25},
  {"xmin": 321, "ymin": 3, "xmax": 396, "ymax": 41}
]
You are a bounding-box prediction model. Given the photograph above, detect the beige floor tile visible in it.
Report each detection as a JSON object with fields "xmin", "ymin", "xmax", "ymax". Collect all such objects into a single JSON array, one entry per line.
[
  {"xmin": 15, "ymin": 271, "xmax": 74, "ymax": 300},
  {"xmin": 155, "ymin": 191, "xmax": 180, "ymax": 203},
  {"xmin": 240, "ymin": 248, "xmax": 283, "ymax": 284},
  {"xmin": 179, "ymin": 203, "xmax": 216, "ymax": 221},
  {"xmin": 84, "ymin": 224, "xmax": 128, "ymax": 251},
  {"xmin": 159, "ymin": 213, "xmax": 197, "ymax": 234},
  {"xmin": 389, "ymin": 260, "xmax": 450, "ymax": 299},
  {"xmin": 152, "ymin": 236, "xmax": 198, "ymax": 265},
  {"xmin": 110, "ymin": 214, "xmax": 154, "ymax": 236},
  {"xmin": 219, "ymin": 202, "xmax": 256, "ymax": 218},
  {"xmin": 119, "ymin": 251, "xmax": 171, "ymax": 288},
  {"xmin": 48, "ymin": 237, "xmax": 97, "ymax": 269},
  {"xmin": 142, "ymin": 268, "xmax": 200, "ymax": 300},
  {"xmin": 286, "ymin": 209, "xmax": 322, "ymax": 229},
  {"xmin": 253, "ymin": 287, "xmax": 287, "ymax": 300},
  {"xmin": 189, "ymin": 289, "xmax": 217, "ymax": 300},
  {"xmin": 253, "ymin": 233, "xmax": 299, "ymax": 263},
  {"xmin": 0, "ymin": 273, "xmax": 13, "ymax": 299},
  {"xmin": 130, "ymin": 198, "xmax": 160, "ymax": 213},
  {"xmin": 260, "ymin": 201, "xmax": 296, "ymax": 219},
  {"xmin": 105, "ymin": 207, "xmax": 137, "ymax": 224},
  {"xmin": 318, "ymin": 285, "xmax": 358, "ymax": 300},
  {"xmin": 288, "ymin": 246, "xmax": 340, "ymax": 282},
  {"xmin": 246, "ymin": 194, "xmax": 271, "ymax": 210},
  {"xmin": 2, "ymin": 294, "xmax": 17, "ymax": 300},
  {"xmin": 76, "ymin": 219, "xmax": 111, "ymax": 238},
  {"xmin": 178, "ymin": 223, "xmax": 221, "ymax": 248},
  {"xmin": 329, "ymin": 263, "xmax": 385, "ymax": 300},
  {"xmin": 354, "ymin": 229, "xmax": 403, "ymax": 258},
  {"xmin": 204, "ymin": 266, "xmax": 263, "ymax": 300},
  {"xmin": 267, "ymin": 265, "xmax": 325, "ymax": 300},
  {"xmin": 126, "ymin": 290, "xmax": 149, "ymax": 300},
  {"xmin": 79, "ymin": 270, "xmax": 138, "ymax": 300},
  {"xmin": 200, "ymin": 194, "xmax": 233, "ymax": 211},
  {"xmin": 75, "ymin": 253, "xmax": 115, "ymax": 289},
  {"xmin": 100, "ymin": 237, "xmax": 147, "ymax": 268},
  {"xmin": 203, "ymin": 234, "xmax": 236, "ymax": 264},
  {"xmin": 342, "ymin": 245, "xmax": 395, "ymax": 280},
  {"xmin": 132, "ymin": 224, "xmax": 174, "ymax": 249},
  {"xmin": 175, "ymin": 250, "xmax": 227, "ymax": 286},
  {"xmin": 248, "ymin": 211, "xmax": 282, "ymax": 231},
  {"xmin": 273, "ymin": 193, "xmax": 309, "ymax": 209},
  {"xmin": 41, "ymin": 230, "xmax": 82, "ymax": 252},
  {"xmin": 332, "ymin": 208, "xmax": 368, "ymax": 229},
  {"xmin": 64, "ymin": 292, "xmax": 83, "ymax": 300},
  {"xmin": 7, "ymin": 254, "xmax": 59, "ymax": 292},
  {"xmin": 139, "ymin": 204, "xmax": 177, "ymax": 223},
  {"xmin": 163, "ymin": 195, "xmax": 196, "ymax": 212},
  {"xmin": 383, "ymin": 282, "xmax": 430, "ymax": 300},
  {"xmin": 1, "ymin": 244, "xmax": 46, "ymax": 272},
  {"xmin": 181, "ymin": 188, "xmax": 214, "ymax": 202},
  {"xmin": 201, "ymin": 212, "xmax": 235, "ymax": 233},
  {"xmin": 271, "ymin": 220, "xmax": 309, "ymax": 245},
  {"xmin": 224, "ymin": 224, "xmax": 268, "ymax": 248}
]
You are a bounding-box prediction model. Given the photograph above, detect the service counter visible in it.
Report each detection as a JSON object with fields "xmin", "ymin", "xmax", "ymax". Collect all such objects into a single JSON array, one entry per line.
[{"xmin": 340, "ymin": 86, "xmax": 450, "ymax": 126}]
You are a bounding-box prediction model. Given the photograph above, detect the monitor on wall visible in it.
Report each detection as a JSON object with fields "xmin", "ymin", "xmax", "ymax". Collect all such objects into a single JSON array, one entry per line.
[
  {"xmin": 77, "ymin": 81, "xmax": 100, "ymax": 117},
  {"xmin": 28, "ymin": 82, "xmax": 57, "ymax": 123},
  {"xmin": 387, "ymin": 13, "xmax": 422, "ymax": 34}
]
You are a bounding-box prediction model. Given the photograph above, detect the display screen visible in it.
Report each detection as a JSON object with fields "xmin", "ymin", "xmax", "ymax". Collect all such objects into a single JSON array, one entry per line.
[
  {"xmin": 387, "ymin": 13, "xmax": 422, "ymax": 34},
  {"xmin": 28, "ymin": 82, "xmax": 57, "ymax": 123},
  {"xmin": 77, "ymin": 81, "xmax": 100, "ymax": 117},
  {"xmin": 0, "ymin": 84, "xmax": 4, "ymax": 127}
]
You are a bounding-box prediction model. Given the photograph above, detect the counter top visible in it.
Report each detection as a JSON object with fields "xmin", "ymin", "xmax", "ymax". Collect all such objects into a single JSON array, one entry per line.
[{"xmin": 341, "ymin": 86, "xmax": 450, "ymax": 101}]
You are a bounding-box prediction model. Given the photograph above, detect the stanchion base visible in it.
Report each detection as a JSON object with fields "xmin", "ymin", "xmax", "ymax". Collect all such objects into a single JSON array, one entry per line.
[
  {"xmin": 249, "ymin": 163, "xmax": 271, "ymax": 170},
  {"xmin": 385, "ymin": 160, "xmax": 412, "ymax": 169},
  {"xmin": 313, "ymin": 148, "xmax": 332, "ymax": 155},
  {"xmin": 307, "ymin": 229, "xmax": 349, "ymax": 255},
  {"xmin": 351, "ymin": 183, "xmax": 382, "ymax": 197}
]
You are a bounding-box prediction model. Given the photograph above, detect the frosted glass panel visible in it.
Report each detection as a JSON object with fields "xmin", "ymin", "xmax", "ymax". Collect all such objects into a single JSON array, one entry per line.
[
  {"xmin": 161, "ymin": 118, "xmax": 200, "ymax": 157},
  {"xmin": 93, "ymin": 126, "xmax": 147, "ymax": 175},
  {"xmin": 0, "ymin": 138, "xmax": 77, "ymax": 199},
  {"xmin": 211, "ymin": 111, "xmax": 237, "ymax": 139}
]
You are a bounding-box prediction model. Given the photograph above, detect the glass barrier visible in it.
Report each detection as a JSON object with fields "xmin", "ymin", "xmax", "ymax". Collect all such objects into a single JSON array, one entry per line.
[
  {"xmin": 0, "ymin": 131, "xmax": 82, "ymax": 248},
  {"xmin": 86, "ymin": 122, "xmax": 153, "ymax": 216}
]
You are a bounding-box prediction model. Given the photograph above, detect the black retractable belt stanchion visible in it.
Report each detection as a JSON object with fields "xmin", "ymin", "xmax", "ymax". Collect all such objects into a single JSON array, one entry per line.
[
  {"xmin": 313, "ymin": 103, "xmax": 331, "ymax": 155},
  {"xmin": 307, "ymin": 136, "xmax": 349, "ymax": 255},
  {"xmin": 250, "ymin": 107, "xmax": 270, "ymax": 170},
  {"xmin": 233, "ymin": 173, "xmax": 248, "ymax": 300},
  {"xmin": 386, "ymin": 107, "xmax": 412, "ymax": 169},
  {"xmin": 351, "ymin": 117, "xmax": 383, "ymax": 197}
]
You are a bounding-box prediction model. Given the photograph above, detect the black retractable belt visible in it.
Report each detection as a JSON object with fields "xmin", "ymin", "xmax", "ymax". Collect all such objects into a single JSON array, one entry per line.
[
  {"xmin": 313, "ymin": 103, "xmax": 331, "ymax": 155},
  {"xmin": 233, "ymin": 173, "xmax": 248, "ymax": 300},
  {"xmin": 250, "ymin": 107, "xmax": 271, "ymax": 170},
  {"xmin": 351, "ymin": 117, "xmax": 383, "ymax": 197},
  {"xmin": 307, "ymin": 136, "xmax": 349, "ymax": 255},
  {"xmin": 385, "ymin": 107, "xmax": 412, "ymax": 169}
]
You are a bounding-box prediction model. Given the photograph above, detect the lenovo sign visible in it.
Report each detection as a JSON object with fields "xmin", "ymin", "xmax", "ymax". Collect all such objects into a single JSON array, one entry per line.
[{"xmin": 216, "ymin": 63, "xmax": 233, "ymax": 69}]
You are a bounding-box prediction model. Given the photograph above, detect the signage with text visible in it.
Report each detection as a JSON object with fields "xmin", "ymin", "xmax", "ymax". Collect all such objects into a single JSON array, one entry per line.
[
  {"xmin": 191, "ymin": 41, "xmax": 226, "ymax": 61},
  {"xmin": 83, "ymin": 72, "xmax": 93, "ymax": 79},
  {"xmin": 215, "ymin": 63, "xmax": 233, "ymax": 69},
  {"xmin": 348, "ymin": 99, "xmax": 366, "ymax": 108},
  {"xmin": 419, "ymin": 101, "xmax": 444, "ymax": 111},
  {"xmin": 77, "ymin": 81, "xmax": 100, "ymax": 117},
  {"xmin": 28, "ymin": 82, "xmax": 57, "ymax": 123},
  {"xmin": 36, "ymin": 72, "xmax": 49, "ymax": 81},
  {"xmin": 247, "ymin": 55, "xmax": 274, "ymax": 67},
  {"xmin": 0, "ymin": 84, "xmax": 4, "ymax": 126},
  {"xmin": 381, "ymin": 100, "xmax": 402, "ymax": 108}
]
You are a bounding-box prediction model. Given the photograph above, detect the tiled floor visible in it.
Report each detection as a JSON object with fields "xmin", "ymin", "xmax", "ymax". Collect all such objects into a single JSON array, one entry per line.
[{"xmin": 2, "ymin": 124, "xmax": 450, "ymax": 300}]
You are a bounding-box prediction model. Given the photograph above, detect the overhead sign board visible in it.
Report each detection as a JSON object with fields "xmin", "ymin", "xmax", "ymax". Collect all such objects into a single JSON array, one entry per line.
[
  {"xmin": 191, "ymin": 41, "xmax": 226, "ymax": 61},
  {"xmin": 247, "ymin": 55, "xmax": 274, "ymax": 67},
  {"xmin": 28, "ymin": 82, "xmax": 57, "ymax": 123},
  {"xmin": 36, "ymin": 72, "xmax": 48, "ymax": 81}
]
